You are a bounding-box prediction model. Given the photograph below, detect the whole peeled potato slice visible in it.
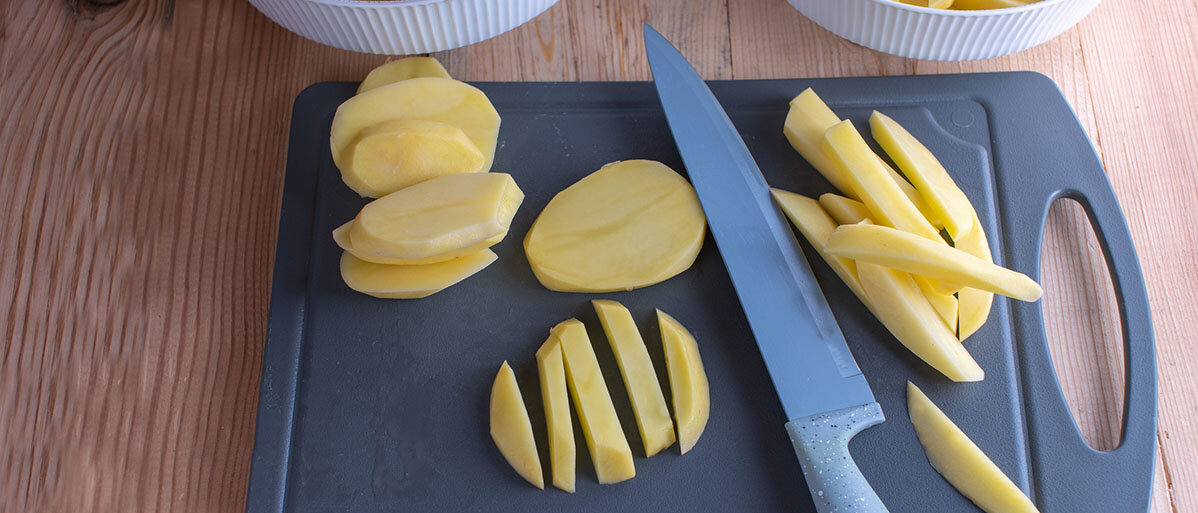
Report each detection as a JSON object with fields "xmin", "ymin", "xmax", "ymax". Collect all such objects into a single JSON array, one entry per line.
[
  {"xmin": 340, "ymin": 119, "xmax": 487, "ymax": 198},
  {"xmin": 349, "ymin": 173, "xmax": 523, "ymax": 260},
  {"xmin": 339, "ymin": 249, "xmax": 497, "ymax": 299},
  {"xmin": 357, "ymin": 56, "xmax": 451, "ymax": 94},
  {"xmin": 332, "ymin": 220, "xmax": 503, "ymax": 266},
  {"xmin": 330, "ymin": 77, "xmax": 500, "ymax": 174},
  {"xmin": 524, "ymin": 160, "xmax": 706, "ymax": 292}
]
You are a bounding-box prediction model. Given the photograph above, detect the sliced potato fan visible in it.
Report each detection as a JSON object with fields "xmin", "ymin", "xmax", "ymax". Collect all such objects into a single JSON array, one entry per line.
[{"xmin": 524, "ymin": 160, "xmax": 706, "ymax": 293}]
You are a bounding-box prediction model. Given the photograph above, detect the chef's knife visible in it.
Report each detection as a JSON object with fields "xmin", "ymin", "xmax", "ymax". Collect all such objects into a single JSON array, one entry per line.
[{"xmin": 644, "ymin": 25, "xmax": 889, "ymax": 513}]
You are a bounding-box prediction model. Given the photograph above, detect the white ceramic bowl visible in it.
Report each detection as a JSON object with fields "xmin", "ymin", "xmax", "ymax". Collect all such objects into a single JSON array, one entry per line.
[
  {"xmin": 249, "ymin": 0, "xmax": 560, "ymax": 55},
  {"xmin": 788, "ymin": 0, "xmax": 1100, "ymax": 61}
]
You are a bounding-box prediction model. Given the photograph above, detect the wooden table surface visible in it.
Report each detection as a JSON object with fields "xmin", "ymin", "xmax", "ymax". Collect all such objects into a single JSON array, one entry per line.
[{"xmin": 2, "ymin": 0, "xmax": 1195, "ymax": 512}]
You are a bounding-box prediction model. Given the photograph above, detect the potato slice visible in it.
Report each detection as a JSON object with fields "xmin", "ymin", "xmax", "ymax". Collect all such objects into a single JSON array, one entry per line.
[
  {"xmin": 657, "ymin": 310, "xmax": 710, "ymax": 454},
  {"xmin": 536, "ymin": 335, "xmax": 576, "ymax": 493},
  {"xmin": 593, "ymin": 300, "xmax": 675, "ymax": 457},
  {"xmin": 340, "ymin": 119, "xmax": 487, "ymax": 198},
  {"xmin": 898, "ymin": 0, "xmax": 954, "ymax": 8},
  {"xmin": 771, "ymin": 189, "xmax": 870, "ymax": 307},
  {"xmin": 489, "ymin": 361, "xmax": 544, "ymax": 489},
  {"xmin": 826, "ymin": 223, "xmax": 1042, "ymax": 302},
  {"xmin": 821, "ymin": 120, "xmax": 944, "ymax": 242},
  {"xmin": 914, "ymin": 277, "xmax": 960, "ymax": 330},
  {"xmin": 813, "ymin": 193, "xmax": 957, "ymax": 326},
  {"xmin": 330, "ymin": 77, "xmax": 500, "ymax": 173},
  {"xmin": 349, "ymin": 173, "xmax": 522, "ymax": 260},
  {"xmin": 784, "ymin": 89, "xmax": 856, "ymax": 194},
  {"xmin": 357, "ymin": 56, "xmax": 452, "ymax": 94},
  {"xmin": 554, "ymin": 319, "xmax": 635, "ymax": 484},
  {"xmin": 524, "ymin": 160, "xmax": 706, "ymax": 292},
  {"xmin": 339, "ymin": 250, "xmax": 496, "ymax": 299},
  {"xmin": 907, "ymin": 382, "xmax": 1041, "ymax": 513},
  {"xmin": 857, "ymin": 263, "xmax": 984, "ymax": 382},
  {"xmin": 951, "ymin": 0, "xmax": 1035, "ymax": 9},
  {"xmin": 818, "ymin": 193, "xmax": 871, "ymax": 224},
  {"xmin": 333, "ymin": 221, "xmax": 504, "ymax": 265},
  {"xmin": 955, "ymin": 214, "xmax": 996, "ymax": 340},
  {"xmin": 871, "ymin": 111, "xmax": 974, "ymax": 240}
]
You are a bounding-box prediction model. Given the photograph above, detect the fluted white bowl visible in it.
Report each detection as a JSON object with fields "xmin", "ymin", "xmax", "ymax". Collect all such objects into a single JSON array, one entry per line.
[
  {"xmin": 788, "ymin": 0, "xmax": 1100, "ymax": 61},
  {"xmin": 249, "ymin": 0, "xmax": 560, "ymax": 55}
]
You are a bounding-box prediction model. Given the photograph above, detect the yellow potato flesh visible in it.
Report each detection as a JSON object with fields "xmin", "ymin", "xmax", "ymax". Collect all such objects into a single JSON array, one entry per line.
[
  {"xmin": 898, "ymin": 0, "xmax": 954, "ymax": 8},
  {"xmin": 956, "ymin": 214, "xmax": 996, "ymax": 340},
  {"xmin": 826, "ymin": 223, "xmax": 1042, "ymax": 302},
  {"xmin": 524, "ymin": 160, "xmax": 706, "ymax": 293},
  {"xmin": 813, "ymin": 193, "xmax": 957, "ymax": 327},
  {"xmin": 951, "ymin": 0, "xmax": 1036, "ymax": 9},
  {"xmin": 771, "ymin": 189, "xmax": 871, "ymax": 308},
  {"xmin": 592, "ymin": 300, "xmax": 675, "ymax": 457},
  {"xmin": 819, "ymin": 193, "xmax": 871, "ymax": 224},
  {"xmin": 339, "ymin": 250, "xmax": 497, "ymax": 299},
  {"xmin": 857, "ymin": 263, "xmax": 984, "ymax": 382},
  {"xmin": 333, "ymin": 221, "xmax": 503, "ymax": 265},
  {"xmin": 914, "ymin": 276, "xmax": 960, "ymax": 331},
  {"xmin": 784, "ymin": 89, "xmax": 856, "ymax": 194},
  {"xmin": 871, "ymin": 111, "xmax": 974, "ymax": 240},
  {"xmin": 554, "ymin": 319, "xmax": 635, "ymax": 484},
  {"xmin": 357, "ymin": 56, "xmax": 452, "ymax": 94},
  {"xmin": 783, "ymin": 90, "xmax": 941, "ymax": 227},
  {"xmin": 349, "ymin": 173, "xmax": 522, "ymax": 260},
  {"xmin": 536, "ymin": 336, "xmax": 576, "ymax": 493},
  {"xmin": 341, "ymin": 119, "xmax": 486, "ymax": 198},
  {"xmin": 821, "ymin": 120, "xmax": 944, "ymax": 242},
  {"xmin": 657, "ymin": 310, "xmax": 710, "ymax": 454},
  {"xmin": 907, "ymin": 382, "xmax": 1041, "ymax": 513},
  {"xmin": 489, "ymin": 361, "xmax": 545, "ymax": 489},
  {"xmin": 330, "ymin": 77, "xmax": 500, "ymax": 172}
]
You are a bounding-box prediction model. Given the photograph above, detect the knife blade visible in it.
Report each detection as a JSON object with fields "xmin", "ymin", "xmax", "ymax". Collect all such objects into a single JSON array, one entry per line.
[{"xmin": 644, "ymin": 24, "xmax": 889, "ymax": 513}]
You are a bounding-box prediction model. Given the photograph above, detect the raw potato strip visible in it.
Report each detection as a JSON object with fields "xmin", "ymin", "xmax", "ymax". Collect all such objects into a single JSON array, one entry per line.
[
  {"xmin": 593, "ymin": 300, "xmax": 676, "ymax": 457},
  {"xmin": 536, "ymin": 336, "xmax": 576, "ymax": 493},
  {"xmin": 956, "ymin": 214, "xmax": 996, "ymax": 340},
  {"xmin": 554, "ymin": 319, "xmax": 636, "ymax": 484},
  {"xmin": 817, "ymin": 193, "xmax": 957, "ymax": 329},
  {"xmin": 826, "ymin": 223, "xmax": 1042, "ymax": 302},
  {"xmin": 771, "ymin": 189, "xmax": 871, "ymax": 308},
  {"xmin": 819, "ymin": 193, "xmax": 871, "ymax": 224},
  {"xmin": 857, "ymin": 263, "xmax": 984, "ymax": 382},
  {"xmin": 657, "ymin": 310, "xmax": 710, "ymax": 454},
  {"xmin": 784, "ymin": 89, "xmax": 944, "ymax": 228},
  {"xmin": 871, "ymin": 111, "xmax": 975, "ymax": 240},
  {"xmin": 907, "ymin": 382, "xmax": 1040, "ymax": 513},
  {"xmin": 821, "ymin": 120, "xmax": 944, "ymax": 242},
  {"xmin": 358, "ymin": 57, "xmax": 451, "ymax": 94},
  {"xmin": 784, "ymin": 89, "xmax": 857, "ymax": 195},
  {"xmin": 489, "ymin": 362, "xmax": 544, "ymax": 489}
]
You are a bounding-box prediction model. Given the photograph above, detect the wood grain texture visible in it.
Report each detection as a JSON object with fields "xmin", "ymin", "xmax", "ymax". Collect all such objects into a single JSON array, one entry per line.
[{"xmin": 1, "ymin": 0, "xmax": 1193, "ymax": 512}]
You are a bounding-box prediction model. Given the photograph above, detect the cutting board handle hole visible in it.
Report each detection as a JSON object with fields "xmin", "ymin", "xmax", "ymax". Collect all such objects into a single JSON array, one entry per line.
[{"xmin": 1038, "ymin": 197, "xmax": 1125, "ymax": 452}]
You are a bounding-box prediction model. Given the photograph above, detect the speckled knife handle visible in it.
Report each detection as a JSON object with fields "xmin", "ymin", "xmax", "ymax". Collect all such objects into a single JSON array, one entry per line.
[{"xmin": 785, "ymin": 402, "xmax": 888, "ymax": 513}]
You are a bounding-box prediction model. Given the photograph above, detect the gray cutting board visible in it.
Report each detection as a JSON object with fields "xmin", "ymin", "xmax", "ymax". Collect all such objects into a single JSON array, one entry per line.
[{"xmin": 246, "ymin": 73, "xmax": 1155, "ymax": 513}]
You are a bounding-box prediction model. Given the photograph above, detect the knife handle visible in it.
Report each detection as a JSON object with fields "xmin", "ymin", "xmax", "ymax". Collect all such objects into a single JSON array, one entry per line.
[{"xmin": 786, "ymin": 402, "xmax": 889, "ymax": 513}]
